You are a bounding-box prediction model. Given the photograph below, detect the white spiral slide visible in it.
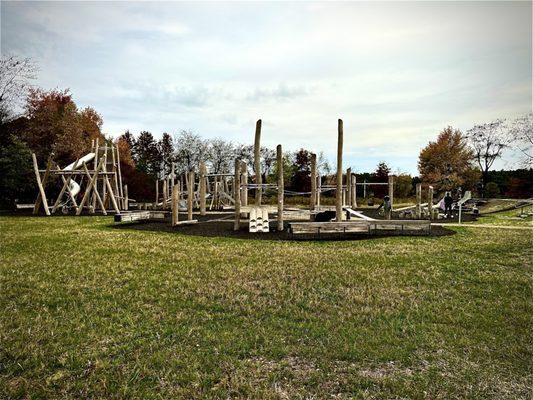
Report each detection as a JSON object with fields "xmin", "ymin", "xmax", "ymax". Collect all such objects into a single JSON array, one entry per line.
[{"xmin": 63, "ymin": 153, "xmax": 96, "ymax": 196}]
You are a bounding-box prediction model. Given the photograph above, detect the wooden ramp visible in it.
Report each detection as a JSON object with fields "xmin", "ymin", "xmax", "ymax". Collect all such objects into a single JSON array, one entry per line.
[{"xmin": 289, "ymin": 220, "xmax": 431, "ymax": 235}]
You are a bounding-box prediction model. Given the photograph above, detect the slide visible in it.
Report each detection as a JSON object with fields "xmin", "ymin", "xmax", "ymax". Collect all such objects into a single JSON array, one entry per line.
[{"xmin": 63, "ymin": 152, "xmax": 96, "ymax": 197}]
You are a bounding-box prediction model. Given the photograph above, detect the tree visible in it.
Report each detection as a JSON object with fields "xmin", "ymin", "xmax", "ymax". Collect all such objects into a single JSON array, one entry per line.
[
  {"xmin": 158, "ymin": 132, "xmax": 174, "ymax": 176},
  {"xmin": 207, "ymin": 138, "xmax": 235, "ymax": 174},
  {"xmin": 173, "ymin": 130, "xmax": 208, "ymax": 174},
  {"xmin": 419, "ymin": 127, "xmax": 478, "ymax": 193},
  {"xmin": 134, "ymin": 131, "xmax": 160, "ymax": 178},
  {"xmin": 0, "ymin": 55, "xmax": 36, "ymax": 124},
  {"xmin": 394, "ymin": 173, "xmax": 413, "ymax": 199},
  {"xmin": 0, "ymin": 134, "xmax": 35, "ymax": 208},
  {"xmin": 466, "ymin": 119, "xmax": 513, "ymax": 194},
  {"xmin": 24, "ymin": 88, "xmax": 102, "ymax": 166},
  {"xmin": 509, "ymin": 113, "xmax": 533, "ymax": 167},
  {"xmin": 291, "ymin": 149, "xmax": 312, "ymax": 192}
]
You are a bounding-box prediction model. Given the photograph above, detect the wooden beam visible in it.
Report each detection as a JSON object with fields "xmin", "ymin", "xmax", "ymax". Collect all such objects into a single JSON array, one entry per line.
[
  {"xmin": 82, "ymin": 162, "xmax": 107, "ymax": 215},
  {"xmin": 254, "ymin": 119, "xmax": 262, "ymax": 205},
  {"xmin": 124, "ymin": 184, "xmax": 128, "ymax": 211},
  {"xmin": 416, "ymin": 183, "xmax": 422, "ymax": 219},
  {"xmin": 351, "ymin": 173, "xmax": 357, "ymax": 208},
  {"xmin": 428, "ymin": 185, "xmax": 434, "ymax": 220},
  {"xmin": 199, "ymin": 161, "xmax": 207, "ymax": 215},
  {"xmin": 336, "ymin": 119, "xmax": 343, "ymax": 220},
  {"xmin": 277, "ymin": 144, "xmax": 284, "ymax": 231},
  {"xmin": 346, "ymin": 167, "xmax": 352, "ymax": 209},
  {"xmin": 76, "ymin": 157, "xmax": 105, "ymax": 215},
  {"xmin": 103, "ymin": 171, "xmax": 120, "ymax": 213},
  {"xmin": 172, "ymin": 181, "xmax": 179, "ymax": 226},
  {"xmin": 310, "ymin": 153, "xmax": 317, "ymax": 211},
  {"xmin": 234, "ymin": 159, "xmax": 241, "ymax": 231},
  {"xmin": 31, "ymin": 153, "xmax": 51, "ymax": 216},
  {"xmin": 187, "ymin": 171, "xmax": 194, "ymax": 221},
  {"xmin": 240, "ymin": 161, "xmax": 248, "ymax": 207}
]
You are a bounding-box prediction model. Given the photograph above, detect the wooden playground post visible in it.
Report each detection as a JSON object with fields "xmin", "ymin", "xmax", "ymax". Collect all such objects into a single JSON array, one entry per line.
[
  {"xmin": 346, "ymin": 167, "xmax": 352, "ymax": 208},
  {"xmin": 187, "ymin": 171, "xmax": 194, "ymax": 221},
  {"xmin": 91, "ymin": 138, "xmax": 99, "ymax": 213},
  {"xmin": 428, "ymin": 185, "xmax": 434, "ymax": 220},
  {"xmin": 310, "ymin": 153, "xmax": 317, "ymax": 211},
  {"xmin": 124, "ymin": 185, "xmax": 128, "ymax": 211},
  {"xmin": 277, "ymin": 144, "xmax": 284, "ymax": 231},
  {"xmin": 234, "ymin": 159, "xmax": 241, "ymax": 231},
  {"xmin": 102, "ymin": 144, "xmax": 108, "ymax": 209},
  {"xmin": 199, "ymin": 161, "xmax": 207, "ymax": 216},
  {"xmin": 102, "ymin": 168, "xmax": 120, "ymax": 213},
  {"xmin": 317, "ymin": 174, "xmax": 321, "ymax": 210},
  {"xmin": 155, "ymin": 180, "xmax": 159, "ymax": 206},
  {"xmin": 416, "ymin": 183, "xmax": 422, "ymax": 218},
  {"xmin": 387, "ymin": 174, "xmax": 394, "ymax": 220},
  {"xmin": 254, "ymin": 119, "xmax": 262, "ymax": 205},
  {"xmin": 77, "ymin": 159, "xmax": 106, "ymax": 215},
  {"xmin": 241, "ymin": 162, "xmax": 248, "ymax": 206},
  {"xmin": 336, "ymin": 119, "xmax": 344, "ymax": 220},
  {"xmin": 172, "ymin": 182, "xmax": 179, "ymax": 226},
  {"xmin": 351, "ymin": 173, "xmax": 357, "ymax": 208},
  {"xmin": 162, "ymin": 179, "xmax": 168, "ymax": 210},
  {"xmin": 115, "ymin": 143, "xmax": 124, "ymax": 209},
  {"xmin": 31, "ymin": 153, "xmax": 51, "ymax": 216}
]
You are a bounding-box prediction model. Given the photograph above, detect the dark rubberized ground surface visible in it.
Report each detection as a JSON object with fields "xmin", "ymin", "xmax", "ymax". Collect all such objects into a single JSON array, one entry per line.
[{"xmin": 113, "ymin": 212, "xmax": 455, "ymax": 241}]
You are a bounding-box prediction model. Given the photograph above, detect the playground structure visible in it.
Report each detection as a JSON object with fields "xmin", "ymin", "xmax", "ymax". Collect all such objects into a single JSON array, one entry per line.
[
  {"xmin": 28, "ymin": 118, "xmax": 461, "ymax": 237},
  {"xmin": 113, "ymin": 119, "xmax": 435, "ymax": 237},
  {"xmin": 30, "ymin": 138, "xmax": 128, "ymax": 216}
]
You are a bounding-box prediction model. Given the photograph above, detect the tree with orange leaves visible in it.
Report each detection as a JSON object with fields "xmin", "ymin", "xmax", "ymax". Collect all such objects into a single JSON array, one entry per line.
[{"xmin": 418, "ymin": 127, "xmax": 479, "ymax": 193}]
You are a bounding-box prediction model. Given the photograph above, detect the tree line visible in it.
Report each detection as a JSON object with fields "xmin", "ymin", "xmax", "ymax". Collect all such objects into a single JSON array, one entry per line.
[{"xmin": 0, "ymin": 55, "xmax": 531, "ymax": 207}]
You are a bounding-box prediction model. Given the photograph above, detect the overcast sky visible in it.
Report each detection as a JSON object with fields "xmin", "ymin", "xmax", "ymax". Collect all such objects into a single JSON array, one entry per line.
[{"xmin": 2, "ymin": 1, "xmax": 531, "ymax": 174}]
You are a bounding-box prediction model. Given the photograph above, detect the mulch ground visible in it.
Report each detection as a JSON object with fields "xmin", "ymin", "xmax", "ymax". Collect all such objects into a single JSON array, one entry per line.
[{"xmin": 113, "ymin": 212, "xmax": 455, "ymax": 241}]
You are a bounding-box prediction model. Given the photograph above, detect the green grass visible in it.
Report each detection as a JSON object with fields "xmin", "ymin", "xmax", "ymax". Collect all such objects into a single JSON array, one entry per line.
[
  {"xmin": 473, "ymin": 205, "xmax": 533, "ymax": 226},
  {"xmin": 0, "ymin": 215, "xmax": 532, "ymax": 399}
]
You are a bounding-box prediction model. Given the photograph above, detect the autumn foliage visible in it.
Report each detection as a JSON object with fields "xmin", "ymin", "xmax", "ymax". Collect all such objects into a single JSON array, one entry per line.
[{"xmin": 418, "ymin": 127, "xmax": 480, "ymax": 193}]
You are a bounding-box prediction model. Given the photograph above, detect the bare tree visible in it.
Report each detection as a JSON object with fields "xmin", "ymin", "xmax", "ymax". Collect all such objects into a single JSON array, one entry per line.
[
  {"xmin": 0, "ymin": 55, "xmax": 37, "ymax": 123},
  {"xmin": 207, "ymin": 138, "xmax": 235, "ymax": 173},
  {"xmin": 466, "ymin": 119, "xmax": 514, "ymax": 193},
  {"xmin": 173, "ymin": 130, "xmax": 209, "ymax": 174},
  {"xmin": 509, "ymin": 113, "xmax": 533, "ymax": 167}
]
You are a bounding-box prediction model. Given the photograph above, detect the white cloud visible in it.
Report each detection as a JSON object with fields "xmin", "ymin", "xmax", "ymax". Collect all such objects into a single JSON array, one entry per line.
[{"xmin": 2, "ymin": 1, "xmax": 531, "ymax": 174}]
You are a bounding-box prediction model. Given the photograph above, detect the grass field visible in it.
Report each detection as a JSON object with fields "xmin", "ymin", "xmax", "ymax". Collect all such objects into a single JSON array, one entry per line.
[{"xmin": 1, "ymin": 215, "xmax": 532, "ymax": 399}]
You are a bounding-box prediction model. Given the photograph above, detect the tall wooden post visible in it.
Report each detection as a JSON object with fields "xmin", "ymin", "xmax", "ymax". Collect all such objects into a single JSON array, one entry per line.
[
  {"xmin": 336, "ymin": 119, "xmax": 344, "ymax": 220},
  {"xmin": 91, "ymin": 138, "xmax": 99, "ymax": 213},
  {"xmin": 115, "ymin": 143, "xmax": 124, "ymax": 210},
  {"xmin": 31, "ymin": 154, "xmax": 51, "ymax": 216},
  {"xmin": 317, "ymin": 174, "xmax": 321, "ymax": 210},
  {"xmin": 428, "ymin": 186, "xmax": 434, "ymax": 220},
  {"xmin": 162, "ymin": 179, "xmax": 168, "ymax": 210},
  {"xmin": 346, "ymin": 167, "xmax": 352, "ymax": 208},
  {"xmin": 199, "ymin": 161, "xmax": 207, "ymax": 215},
  {"xmin": 187, "ymin": 171, "xmax": 194, "ymax": 221},
  {"xmin": 416, "ymin": 183, "xmax": 422, "ymax": 219},
  {"xmin": 254, "ymin": 119, "xmax": 262, "ymax": 205},
  {"xmin": 241, "ymin": 162, "xmax": 248, "ymax": 206},
  {"xmin": 277, "ymin": 145, "xmax": 284, "ymax": 231},
  {"xmin": 351, "ymin": 173, "xmax": 357, "ymax": 208},
  {"xmin": 172, "ymin": 182, "xmax": 179, "ymax": 226},
  {"xmin": 387, "ymin": 174, "xmax": 394, "ymax": 220},
  {"xmin": 310, "ymin": 153, "xmax": 317, "ymax": 211},
  {"xmin": 234, "ymin": 159, "xmax": 241, "ymax": 231},
  {"xmin": 124, "ymin": 185, "xmax": 128, "ymax": 211},
  {"xmin": 155, "ymin": 180, "xmax": 159, "ymax": 206}
]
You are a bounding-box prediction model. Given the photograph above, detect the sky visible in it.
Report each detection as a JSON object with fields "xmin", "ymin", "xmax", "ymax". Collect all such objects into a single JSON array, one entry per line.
[{"xmin": 1, "ymin": 1, "xmax": 531, "ymax": 174}]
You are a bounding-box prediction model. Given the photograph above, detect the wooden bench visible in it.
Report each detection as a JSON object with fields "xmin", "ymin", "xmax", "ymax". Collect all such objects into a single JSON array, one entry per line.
[
  {"xmin": 289, "ymin": 220, "xmax": 430, "ymax": 235},
  {"xmin": 114, "ymin": 210, "xmax": 167, "ymax": 223}
]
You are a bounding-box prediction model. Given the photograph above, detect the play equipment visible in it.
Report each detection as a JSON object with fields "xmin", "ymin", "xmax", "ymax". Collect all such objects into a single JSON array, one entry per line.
[
  {"xmin": 31, "ymin": 138, "xmax": 127, "ymax": 215},
  {"xmin": 457, "ymin": 190, "xmax": 472, "ymax": 224}
]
